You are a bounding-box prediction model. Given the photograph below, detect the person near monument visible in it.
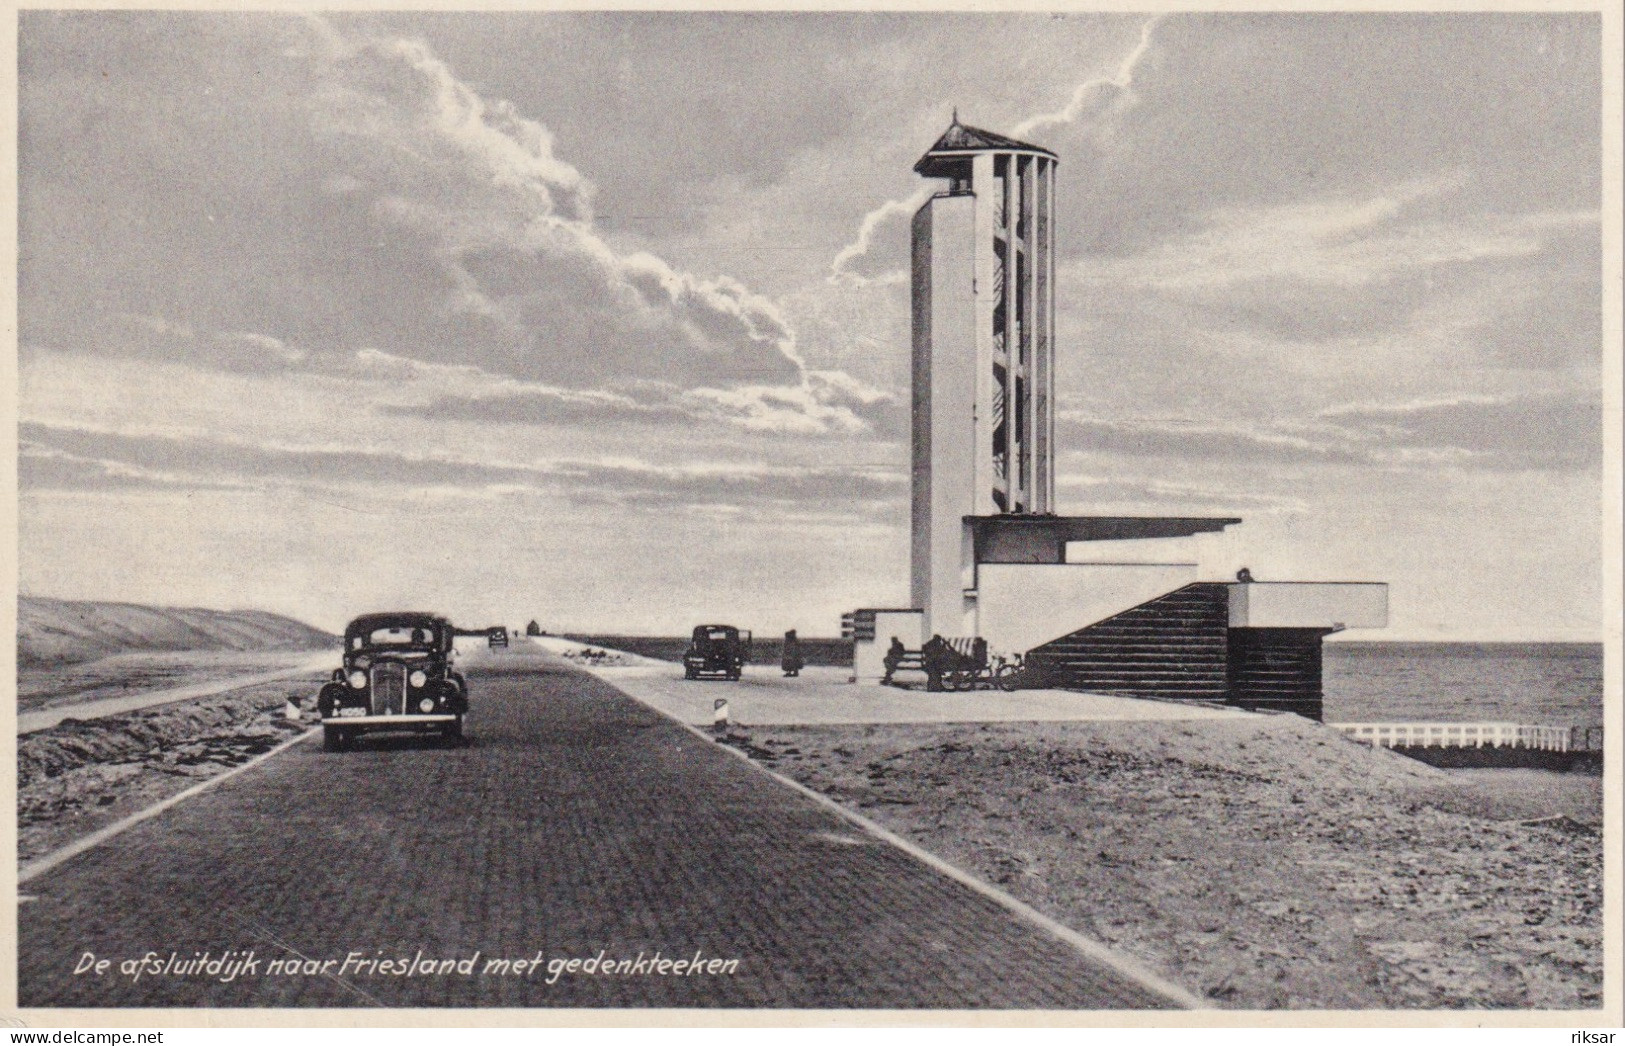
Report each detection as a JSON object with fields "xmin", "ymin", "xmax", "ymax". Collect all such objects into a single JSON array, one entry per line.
[
  {"xmin": 922, "ymin": 634, "xmax": 951, "ymax": 693},
  {"xmin": 781, "ymin": 629, "xmax": 804, "ymax": 677},
  {"xmin": 882, "ymin": 637, "xmax": 906, "ymax": 686}
]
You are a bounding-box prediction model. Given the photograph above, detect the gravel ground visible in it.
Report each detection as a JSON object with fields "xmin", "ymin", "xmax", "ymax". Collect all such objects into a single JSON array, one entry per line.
[
  {"xmin": 17, "ymin": 675, "xmax": 326, "ymax": 863},
  {"xmin": 719, "ymin": 715, "xmax": 1604, "ymax": 1010}
]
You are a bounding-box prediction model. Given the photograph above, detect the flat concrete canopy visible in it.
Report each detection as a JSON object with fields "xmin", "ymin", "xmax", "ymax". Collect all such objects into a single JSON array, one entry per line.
[{"xmin": 966, "ymin": 514, "xmax": 1243, "ymax": 564}]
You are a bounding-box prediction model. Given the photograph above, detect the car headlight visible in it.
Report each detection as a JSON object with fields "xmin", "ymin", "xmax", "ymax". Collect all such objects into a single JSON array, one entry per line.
[
  {"xmin": 409, "ymin": 670, "xmax": 428, "ymax": 688},
  {"xmin": 348, "ymin": 670, "xmax": 367, "ymax": 689},
  {"xmin": 419, "ymin": 698, "xmax": 436, "ymax": 713}
]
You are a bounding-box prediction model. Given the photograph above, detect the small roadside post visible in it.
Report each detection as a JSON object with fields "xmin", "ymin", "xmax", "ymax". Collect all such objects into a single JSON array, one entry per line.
[{"xmin": 713, "ymin": 697, "xmax": 730, "ymax": 735}]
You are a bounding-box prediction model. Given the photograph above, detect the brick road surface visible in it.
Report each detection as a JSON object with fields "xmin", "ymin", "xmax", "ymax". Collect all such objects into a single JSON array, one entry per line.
[{"xmin": 19, "ymin": 646, "xmax": 1179, "ymax": 1009}]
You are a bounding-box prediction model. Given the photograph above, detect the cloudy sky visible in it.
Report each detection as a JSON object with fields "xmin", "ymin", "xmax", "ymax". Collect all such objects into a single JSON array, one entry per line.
[{"xmin": 17, "ymin": 11, "xmax": 1608, "ymax": 639}]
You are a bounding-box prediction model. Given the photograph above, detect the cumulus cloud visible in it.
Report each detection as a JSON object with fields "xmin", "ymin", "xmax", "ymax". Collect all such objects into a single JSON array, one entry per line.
[
  {"xmin": 828, "ymin": 189, "xmax": 931, "ymax": 286},
  {"xmin": 19, "ymin": 437, "xmax": 249, "ymax": 493},
  {"xmin": 1070, "ymin": 185, "xmax": 1595, "ymax": 294},
  {"xmin": 1059, "ymin": 413, "xmax": 1368, "ymax": 467},
  {"xmin": 384, "ymin": 383, "xmax": 895, "ymax": 437},
  {"xmin": 827, "ymin": 16, "xmax": 1164, "ymax": 285},
  {"xmin": 21, "ymin": 13, "xmax": 882, "ymax": 435},
  {"xmin": 1058, "ymin": 473, "xmax": 1308, "ymax": 515},
  {"xmin": 380, "ymin": 387, "xmax": 697, "ymax": 429},
  {"xmin": 1061, "ymin": 177, "xmax": 1601, "ymax": 386},
  {"xmin": 302, "ymin": 23, "xmax": 830, "ymax": 395},
  {"xmin": 1060, "ymin": 390, "xmax": 1600, "ymax": 473},
  {"xmin": 1012, "ymin": 14, "xmax": 1163, "ymax": 140},
  {"xmin": 19, "ymin": 422, "xmax": 908, "ymax": 512},
  {"xmin": 1318, "ymin": 393, "xmax": 1602, "ymax": 472},
  {"xmin": 375, "ymin": 361, "xmax": 896, "ymax": 436}
]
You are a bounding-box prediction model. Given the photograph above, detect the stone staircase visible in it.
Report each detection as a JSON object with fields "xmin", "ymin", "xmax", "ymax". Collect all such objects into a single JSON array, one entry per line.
[
  {"xmin": 1226, "ymin": 626, "xmax": 1332, "ymax": 717},
  {"xmin": 1026, "ymin": 583, "xmax": 1230, "ymax": 701}
]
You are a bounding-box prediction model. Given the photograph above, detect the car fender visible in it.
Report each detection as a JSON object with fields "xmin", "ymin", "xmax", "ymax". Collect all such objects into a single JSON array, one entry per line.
[
  {"xmin": 317, "ymin": 681, "xmax": 347, "ymax": 718},
  {"xmin": 440, "ymin": 678, "xmax": 469, "ymax": 714}
]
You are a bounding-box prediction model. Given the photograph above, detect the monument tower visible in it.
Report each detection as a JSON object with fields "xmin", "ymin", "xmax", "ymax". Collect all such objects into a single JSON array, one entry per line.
[
  {"xmin": 846, "ymin": 116, "xmax": 1387, "ymax": 719},
  {"xmin": 911, "ymin": 118, "xmax": 1058, "ymax": 634}
]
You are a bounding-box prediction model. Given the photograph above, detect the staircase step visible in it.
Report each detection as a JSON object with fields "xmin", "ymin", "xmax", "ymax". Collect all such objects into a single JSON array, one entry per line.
[
  {"xmin": 1049, "ymin": 660, "xmax": 1223, "ymax": 668},
  {"xmin": 1042, "ymin": 640, "xmax": 1227, "ymax": 652},
  {"xmin": 1031, "ymin": 582, "xmax": 1234, "ymax": 698},
  {"xmin": 1082, "ymin": 689, "xmax": 1229, "ymax": 700}
]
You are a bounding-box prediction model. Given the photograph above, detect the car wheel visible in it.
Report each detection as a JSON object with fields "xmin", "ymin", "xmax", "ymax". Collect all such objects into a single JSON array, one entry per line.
[
  {"xmin": 443, "ymin": 716, "xmax": 464, "ymax": 745},
  {"xmin": 685, "ymin": 667, "xmax": 697, "ymax": 680},
  {"xmin": 322, "ymin": 725, "xmax": 349, "ymax": 752}
]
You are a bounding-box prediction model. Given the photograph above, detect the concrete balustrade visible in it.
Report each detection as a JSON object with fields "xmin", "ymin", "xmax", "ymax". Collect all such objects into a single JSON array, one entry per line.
[{"xmin": 1330, "ymin": 721, "xmax": 1599, "ymax": 753}]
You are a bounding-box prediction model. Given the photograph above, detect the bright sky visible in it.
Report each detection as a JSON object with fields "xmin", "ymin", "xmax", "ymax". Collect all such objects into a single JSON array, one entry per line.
[{"xmin": 17, "ymin": 12, "xmax": 1608, "ymax": 640}]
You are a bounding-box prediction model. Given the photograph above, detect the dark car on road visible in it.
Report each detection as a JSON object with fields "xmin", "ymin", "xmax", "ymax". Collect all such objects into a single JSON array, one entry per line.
[
  {"xmin": 317, "ymin": 612, "xmax": 469, "ymax": 751},
  {"xmin": 683, "ymin": 624, "xmax": 751, "ymax": 680}
]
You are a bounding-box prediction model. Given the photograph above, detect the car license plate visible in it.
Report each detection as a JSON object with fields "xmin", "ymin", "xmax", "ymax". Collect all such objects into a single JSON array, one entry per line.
[{"xmin": 338, "ymin": 707, "xmax": 367, "ymax": 718}]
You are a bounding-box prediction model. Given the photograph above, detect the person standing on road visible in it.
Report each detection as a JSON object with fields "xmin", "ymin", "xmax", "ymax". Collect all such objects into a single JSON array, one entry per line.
[{"xmin": 781, "ymin": 629, "xmax": 804, "ymax": 677}]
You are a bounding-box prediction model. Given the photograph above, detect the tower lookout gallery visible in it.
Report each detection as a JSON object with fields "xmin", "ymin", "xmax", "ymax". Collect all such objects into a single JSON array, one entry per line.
[{"xmin": 849, "ymin": 118, "xmax": 1389, "ymax": 719}]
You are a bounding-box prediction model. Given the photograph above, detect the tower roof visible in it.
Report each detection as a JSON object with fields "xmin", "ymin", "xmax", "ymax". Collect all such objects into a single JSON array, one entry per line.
[{"xmin": 914, "ymin": 116, "xmax": 1057, "ymax": 175}]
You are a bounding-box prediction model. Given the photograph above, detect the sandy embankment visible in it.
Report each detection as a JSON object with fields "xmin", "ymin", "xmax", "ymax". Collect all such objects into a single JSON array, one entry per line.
[{"xmin": 717, "ymin": 715, "xmax": 1601, "ymax": 1009}]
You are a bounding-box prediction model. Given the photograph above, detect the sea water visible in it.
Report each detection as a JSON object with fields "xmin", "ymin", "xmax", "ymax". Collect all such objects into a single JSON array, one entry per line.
[{"xmin": 1323, "ymin": 642, "xmax": 1604, "ymax": 727}]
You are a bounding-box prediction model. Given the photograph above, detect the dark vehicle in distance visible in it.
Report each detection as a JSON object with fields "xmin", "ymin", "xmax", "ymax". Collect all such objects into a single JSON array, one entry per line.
[
  {"xmin": 317, "ymin": 612, "xmax": 468, "ymax": 751},
  {"xmin": 489, "ymin": 627, "xmax": 508, "ymax": 649},
  {"xmin": 683, "ymin": 624, "xmax": 751, "ymax": 680}
]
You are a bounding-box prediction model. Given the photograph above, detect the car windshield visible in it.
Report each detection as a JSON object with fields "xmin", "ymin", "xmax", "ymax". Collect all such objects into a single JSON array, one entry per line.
[{"xmin": 351, "ymin": 626, "xmax": 437, "ymax": 649}]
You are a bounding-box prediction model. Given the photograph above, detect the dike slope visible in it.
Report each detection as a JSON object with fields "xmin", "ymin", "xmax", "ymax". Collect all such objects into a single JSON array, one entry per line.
[{"xmin": 18, "ymin": 596, "xmax": 334, "ymax": 668}]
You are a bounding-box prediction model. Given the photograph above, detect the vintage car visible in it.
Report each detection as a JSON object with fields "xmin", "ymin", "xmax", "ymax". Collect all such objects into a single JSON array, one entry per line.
[
  {"xmin": 316, "ymin": 612, "xmax": 469, "ymax": 751},
  {"xmin": 683, "ymin": 624, "xmax": 751, "ymax": 680},
  {"xmin": 488, "ymin": 627, "xmax": 509, "ymax": 649}
]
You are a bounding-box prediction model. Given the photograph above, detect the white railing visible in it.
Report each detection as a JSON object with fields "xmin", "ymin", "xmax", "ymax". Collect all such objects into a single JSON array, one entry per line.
[{"xmin": 1330, "ymin": 721, "xmax": 1591, "ymax": 753}]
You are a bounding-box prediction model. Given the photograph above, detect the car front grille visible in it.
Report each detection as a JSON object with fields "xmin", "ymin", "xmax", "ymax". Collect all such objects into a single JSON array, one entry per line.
[{"xmin": 370, "ymin": 663, "xmax": 406, "ymax": 716}]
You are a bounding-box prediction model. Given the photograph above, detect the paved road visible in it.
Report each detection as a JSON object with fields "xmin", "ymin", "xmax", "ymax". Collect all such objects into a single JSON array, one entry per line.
[{"xmin": 19, "ymin": 646, "xmax": 1177, "ymax": 1009}]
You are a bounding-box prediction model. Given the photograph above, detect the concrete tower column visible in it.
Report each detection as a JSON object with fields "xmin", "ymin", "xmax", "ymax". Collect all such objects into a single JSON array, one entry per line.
[{"xmin": 910, "ymin": 119, "xmax": 1058, "ymax": 636}]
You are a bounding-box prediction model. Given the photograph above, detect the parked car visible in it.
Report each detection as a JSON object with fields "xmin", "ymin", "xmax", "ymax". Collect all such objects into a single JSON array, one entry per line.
[
  {"xmin": 316, "ymin": 612, "xmax": 468, "ymax": 751},
  {"xmin": 489, "ymin": 627, "xmax": 509, "ymax": 649},
  {"xmin": 683, "ymin": 624, "xmax": 751, "ymax": 680}
]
